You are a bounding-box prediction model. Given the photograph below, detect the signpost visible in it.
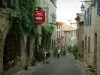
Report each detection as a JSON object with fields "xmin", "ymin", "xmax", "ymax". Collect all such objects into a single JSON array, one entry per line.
[
  {"xmin": 34, "ymin": 10, "xmax": 45, "ymax": 25},
  {"xmin": 34, "ymin": 9, "xmax": 46, "ymax": 52}
]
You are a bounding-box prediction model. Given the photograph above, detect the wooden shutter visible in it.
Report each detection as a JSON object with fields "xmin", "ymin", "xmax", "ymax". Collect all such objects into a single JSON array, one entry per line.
[{"xmin": 97, "ymin": 0, "xmax": 100, "ymax": 16}]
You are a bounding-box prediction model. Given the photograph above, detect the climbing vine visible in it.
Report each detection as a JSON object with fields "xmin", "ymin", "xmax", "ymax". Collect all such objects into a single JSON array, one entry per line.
[{"xmin": 9, "ymin": 0, "xmax": 36, "ymax": 34}]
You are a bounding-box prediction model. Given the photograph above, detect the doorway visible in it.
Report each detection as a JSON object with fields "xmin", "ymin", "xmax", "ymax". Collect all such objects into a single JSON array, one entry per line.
[
  {"xmin": 3, "ymin": 27, "xmax": 21, "ymax": 71},
  {"xmin": 94, "ymin": 33, "xmax": 97, "ymax": 69},
  {"xmin": 82, "ymin": 41, "xmax": 84, "ymax": 58}
]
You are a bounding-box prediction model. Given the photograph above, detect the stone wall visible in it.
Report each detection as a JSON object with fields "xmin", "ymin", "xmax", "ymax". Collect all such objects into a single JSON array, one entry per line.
[
  {"xmin": 92, "ymin": 3, "xmax": 100, "ymax": 75},
  {"xmin": 0, "ymin": 8, "xmax": 9, "ymax": 75},
  {"xmin": 77, "ymin": 2, "xmax": 100, "ymax": 75},
  {"xmin": 0, "ymin": 8, "xmax": 36, "ymax": 75}
]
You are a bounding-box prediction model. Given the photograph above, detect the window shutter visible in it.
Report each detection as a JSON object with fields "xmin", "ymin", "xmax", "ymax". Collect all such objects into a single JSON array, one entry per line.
[
  {"xmin": 84, "ymin": 8, "xmax": 90, "ymax": 25},
  {"xmin": 97, "ymin": 0, "xmax": 100, "ymax": 16}
]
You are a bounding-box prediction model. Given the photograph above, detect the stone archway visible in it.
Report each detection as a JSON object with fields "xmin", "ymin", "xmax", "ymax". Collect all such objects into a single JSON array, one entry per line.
[{"xmin": 3, "ymin": 27, "xmax": 21, "ymax": 71}]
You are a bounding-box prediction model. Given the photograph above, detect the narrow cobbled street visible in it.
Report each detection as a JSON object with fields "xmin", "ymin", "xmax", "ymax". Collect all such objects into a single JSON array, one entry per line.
[{"xmin": 31, "ymin": 55, "xmax": 87, "ymax": 75}]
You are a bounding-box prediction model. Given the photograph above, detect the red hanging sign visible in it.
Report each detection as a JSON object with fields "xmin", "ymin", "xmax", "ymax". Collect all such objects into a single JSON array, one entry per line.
[{"xmin": 34, "ymin": 10, "xmax": 45, "ymax": 25}]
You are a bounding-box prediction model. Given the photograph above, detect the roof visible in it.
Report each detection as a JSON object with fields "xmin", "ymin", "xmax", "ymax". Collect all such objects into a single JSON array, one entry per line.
[{"xmin": 62, "ymin": 24, "xmax": 76, "ymax": 31}]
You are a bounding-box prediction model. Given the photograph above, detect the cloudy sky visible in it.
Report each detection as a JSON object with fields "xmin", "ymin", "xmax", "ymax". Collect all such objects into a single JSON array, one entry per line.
[{"xmin": 56, "ymin": 0, "xmax": 82, "ymax": 24}]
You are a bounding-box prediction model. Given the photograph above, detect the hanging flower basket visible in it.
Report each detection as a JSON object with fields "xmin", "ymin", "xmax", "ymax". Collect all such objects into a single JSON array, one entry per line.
[{"xmin": 86, "ymin": 65, "xmax": 97, "ymax": 75}]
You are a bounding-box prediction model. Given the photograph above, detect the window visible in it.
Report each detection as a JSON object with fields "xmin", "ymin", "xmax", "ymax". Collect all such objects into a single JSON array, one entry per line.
[
  {"xmin": 97, "ymin": 0, "xmax": 100, "ymax": 16},
  {"xmin": 88, "ymin": 37, "xmax": 90, "ymax": 54},
  {"xmin": 57, "ymin": 31, "xmax": 58, "ymax": 38},
  {"xmin": 84, "ymin": 6, "xmax": 92, "ymax": 25},
  {"xmin": 85, "ymin": 36, "xmax": 87, "ymax": 50}
]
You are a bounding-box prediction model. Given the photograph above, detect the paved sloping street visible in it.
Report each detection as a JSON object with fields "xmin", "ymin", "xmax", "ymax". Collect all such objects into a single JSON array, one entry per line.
[{"xmin": 31, "ymin": 56, "xmax": 87, "ymax": 75}]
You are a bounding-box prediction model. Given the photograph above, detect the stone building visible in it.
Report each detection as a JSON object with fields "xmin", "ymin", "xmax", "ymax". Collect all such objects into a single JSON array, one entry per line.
[
  {"xmin": 0, "ymin": 0, "xmax": 36, "ymax": 75},
  {"xmin": 62, "ymin": 24, "xmax": 77, "ymax": 47},
  {"xmin": 36, "ymin": 0, "xmax": 57, "ymax": 54},
  {"xmin": 75, "ymin": 0, "xmax": 100, "ymax": 75},
  {"xmin": 56, "ymin": 22, "xmax": 63, "ymax": 49}
]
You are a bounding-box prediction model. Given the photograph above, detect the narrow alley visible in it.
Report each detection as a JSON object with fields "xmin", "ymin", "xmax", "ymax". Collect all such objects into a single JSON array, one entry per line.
[
  {"xmin": 0, "ymin": 0, "xmax": 100, "ymax": 75},
  {"xmin": 31, "ymin": 56, "xmax": 86, "ymax": 75}
]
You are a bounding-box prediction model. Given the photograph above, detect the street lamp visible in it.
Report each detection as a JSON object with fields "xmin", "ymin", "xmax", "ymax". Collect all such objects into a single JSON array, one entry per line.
[
  {"xmin": 80, "ymin": 1, "xmax": 92, "ymax": 12},
  {"xmin": 81, "ymin": 4, "xmax": 85, "ymax": 13}
]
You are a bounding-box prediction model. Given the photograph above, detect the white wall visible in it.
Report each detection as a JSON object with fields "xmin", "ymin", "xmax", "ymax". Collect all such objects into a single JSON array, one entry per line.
[{"xmin": 38, "ymin": 0, "xmax": 56, "ymax": 24}]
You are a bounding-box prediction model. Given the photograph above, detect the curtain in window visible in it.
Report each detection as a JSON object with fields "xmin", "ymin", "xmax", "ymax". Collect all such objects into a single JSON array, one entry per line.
[{"xmin": 97, "ymin": 0, "xmax": 100, "ymax": 16}]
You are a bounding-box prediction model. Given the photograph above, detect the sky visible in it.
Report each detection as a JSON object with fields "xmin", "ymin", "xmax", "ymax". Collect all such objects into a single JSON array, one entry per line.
[{"xmin": 56, "ymin": 0, "xmax": 82, "ymax": 24}]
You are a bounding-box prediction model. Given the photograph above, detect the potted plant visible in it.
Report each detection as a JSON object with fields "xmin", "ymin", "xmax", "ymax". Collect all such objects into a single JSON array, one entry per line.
[{"xmin": 86, "ymin": 65, "xmax": 97, "ymax": 75}]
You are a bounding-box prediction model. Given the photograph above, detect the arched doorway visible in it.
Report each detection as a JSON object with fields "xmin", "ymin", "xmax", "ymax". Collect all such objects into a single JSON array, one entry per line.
[{"xmin": 3, "ymin": 27, "xmax": 21, "ymax": 71}]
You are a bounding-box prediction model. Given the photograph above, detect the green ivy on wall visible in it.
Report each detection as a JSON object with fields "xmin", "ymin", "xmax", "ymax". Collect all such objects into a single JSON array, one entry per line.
[{"xmin": 9, "ymin": 0, "xmax": 36, "ymax": 35}]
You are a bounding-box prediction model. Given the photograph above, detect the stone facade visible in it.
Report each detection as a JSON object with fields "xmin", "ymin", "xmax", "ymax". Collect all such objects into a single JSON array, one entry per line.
[
  {"xmin": 0, "ymin": 8, "xmax": 9, "ymax": 75},
  {"xmin": 63, "ymin": 30, "xmax": 77, "ymax": 46},
  {"xmin": 76, "ymin": 1, "xmax": 100, "ymax": 75},
  {"xmin": 0, "ymin": 0, "xmax": 57, "ymax": 75},
  {"xmin": 0, "ymin": 8, "xmax": 35, "ymax": 75},
  {"xmin": 37, "ymin": 0, "xmax": 57, "ymax": 53}
]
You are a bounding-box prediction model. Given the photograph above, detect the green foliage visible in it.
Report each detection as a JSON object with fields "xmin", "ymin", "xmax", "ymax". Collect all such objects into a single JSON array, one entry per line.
[
  {"xmin": 35, "ymin": 49, "xmax": 51, "ymax": 61},
  {"xmin": 67, "ymin": 45, "xmax": 73, "ymax": 53},
  {"xmin": 67, "ymin": 45, "xmax": 80, "ymax": 59},
  {"xmin": 41, "ymin": 23, "xmax": 54, "ymax": 49},
  {"xmin": 62, "ymin": 50, "xmax": 66, "ymax": 56},
  {"xmin": 86, "ymin": 65, "xmax": 96, "ymax": 73},
  {"xmin": 42, "ymin": 23, "xmax": 54, "ymax": 37},
  {"xmin": 9, "ymin": 0, "xmax": 35, "ymax": 34},
  {"xmin": 46, "ymin": 51, "xmax": 51, "ymax": 58},
  {"xmin": 35, "ymin": 49, "xmax": 45, "ymax": 61},
  {"xmin": 72, "ymin": 45, "xmax": 79, "ymax": 59},
  {"xmin": 4, "ymin": 56, "xmax": 20, "ymax": 71}
]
